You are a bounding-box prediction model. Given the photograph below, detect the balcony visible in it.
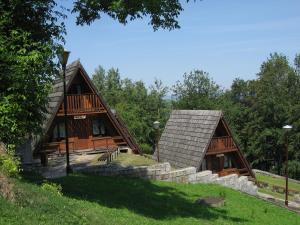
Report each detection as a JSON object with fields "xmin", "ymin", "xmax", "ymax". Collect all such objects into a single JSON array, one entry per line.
[
  {"xmin": 58, "ymin": 94, "xmax": 105, "ymax": 115},
  {"xmin": 207, "ymin": 136, "xmax": 236, "ymax": 155}
]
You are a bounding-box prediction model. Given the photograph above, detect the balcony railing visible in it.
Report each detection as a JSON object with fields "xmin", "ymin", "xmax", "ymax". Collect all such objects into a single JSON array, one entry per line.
[
  {"xmin": 58, "ymin": 94, "xmax": 105, "ymax": 114},
  {"xmin": 207, "ymin": 136, "xmax": 236, "ymax": 154}
]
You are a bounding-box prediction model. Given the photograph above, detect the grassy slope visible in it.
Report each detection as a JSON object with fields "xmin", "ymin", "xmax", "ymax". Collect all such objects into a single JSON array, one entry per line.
[
  {"xmin": 1, "ymin": 173, "xmax": 299, "ymax": 225},
  {"xmin": 256, "ymin": 173, "xmax": 300, "ymax": 201},
  {"xmin": 256, "ymin": 174, "xmax": 300, "ymax": 191},
  {"xmin": 111, "ymin": 153, "xmax": 157, "ymax": 167}
]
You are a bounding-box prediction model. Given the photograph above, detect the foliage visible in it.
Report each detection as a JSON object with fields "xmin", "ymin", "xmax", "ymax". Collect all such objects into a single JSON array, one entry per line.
[
  {"xmin": 172, "ymin": 70, "xmax": 223, "ymax": 110},
  {"xmin": 0, "ymin": 1, "xmax": 65, "ymax": 148},
  {"xmin": 140, "ymin": 143, "xmax": 153, "ymax": 155},
  {"xmin": 220, "ymin": 53, "xmax": 300, "ymax": 179},
  {"xmin": 72, "ymin": 0, "xmax": 187, "ymax": 30},
  {"xmin": 0, "ymin": 0, "xmax": 190, "ymax": 156},
  {"xmin": 92, "ymin": 68, "xmax": 171, "ymax": 149},
  {"xmin": 0, "ymin": 155, "xmax": 20, "ymax": 178},
  {"xmin": 0, "ymin": 144, "xmax": 20, "ymax": 177},
  {"xmin": 41, "ymin": 182, "xmax": 63, "ymax": 196},
  {"xmin": 1, "ymin": 173, "xmax": 299, "ymax": 225}
]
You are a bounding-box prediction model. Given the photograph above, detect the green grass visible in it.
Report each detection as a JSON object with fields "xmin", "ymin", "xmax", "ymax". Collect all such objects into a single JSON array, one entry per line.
[
  {"xmin": 0, "ymin": 173, "xmax": 299, "ymax": 225},
  {"xmin": 256, "ymin": 173, "xmax": 300, "ymax": 191},
  {"xmin": 111, "ymin": 153, "xmax": 157, "ymax": 167},
  {"xmin": 256, "ymin": 173, "xmax": 300, "ymax": 201}
]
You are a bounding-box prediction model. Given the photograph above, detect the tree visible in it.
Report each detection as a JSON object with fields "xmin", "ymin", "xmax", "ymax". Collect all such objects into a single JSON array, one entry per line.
[
  {"xmin": 172, "ymin": 70, "xmax": 222, "ymax": 110},
  {"xmin": 222, "ymin": 54, "xmax": 300, "ymax": 178},
  {"xmin": 92, "ymin": 67, "xmax": 170, "ymax": 153},
  {"xmin": 0, "ymin": 1, "xmax": 65, "ymax": 148},
  {"xmin": 92, "ymin": 65, "xmax": 106, "ymax": 93},
  {"xmin": 1, "ymin": 0, "xmax": 191, "ymax": 151},
  {"xmin": 72, "ymin": 0, "xmax": 187, "ymax": 30}
]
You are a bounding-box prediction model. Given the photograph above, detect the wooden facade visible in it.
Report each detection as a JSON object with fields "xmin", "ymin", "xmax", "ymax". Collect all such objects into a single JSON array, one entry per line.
[
  {"xmin": 157, "ymin": 110, "xmax": 254, "ymax": 178},
  {"xmin": 37, "ymin": 61, "xmax": 140, "ymax": 162},
  {"xmin": 204, "ymin": 119, "xmax": 252, "ymax": 177}
]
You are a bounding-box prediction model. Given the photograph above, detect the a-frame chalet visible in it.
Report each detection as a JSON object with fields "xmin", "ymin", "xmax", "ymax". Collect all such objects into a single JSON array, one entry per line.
[
  {"xmin": 25, "ymin": 60, "xmax": 140, "ymax": 164},
  {"xmin": 156, "ymin": 110, "xmax": 254, "ymax": 178}
]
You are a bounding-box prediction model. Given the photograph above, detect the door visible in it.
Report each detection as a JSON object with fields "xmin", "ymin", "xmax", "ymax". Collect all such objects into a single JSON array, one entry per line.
[{"xmin": 73, "ymin": 118, "xmax": 90, "ymax": 150}]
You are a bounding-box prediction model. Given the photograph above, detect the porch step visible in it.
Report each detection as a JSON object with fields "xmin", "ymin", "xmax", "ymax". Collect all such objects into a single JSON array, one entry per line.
[{"xmin": 189, "ymin": 170, "xmax": 258, "ymax": 196}]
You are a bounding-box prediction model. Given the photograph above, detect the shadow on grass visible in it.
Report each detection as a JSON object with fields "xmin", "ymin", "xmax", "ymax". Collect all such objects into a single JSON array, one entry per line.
[{"xmin": 53, "ymin": 173, "xmax": 248, "ymax": 223}]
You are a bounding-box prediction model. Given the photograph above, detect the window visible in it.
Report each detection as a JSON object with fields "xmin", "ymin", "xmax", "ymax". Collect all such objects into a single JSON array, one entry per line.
[
  {"xmin": 92, "ymin": 119, "xmax": 106, "ymax": 136},
  {"xmin": 224, "ymin": 154, "xmax": 232, "ymax": 169},
  {"xmin": 76, "ymin": 84, "xmax": 82, "ymax": 94},
  {"xmin": 52, "ymin": 122, "xmax": 66, "ymax": 141}
]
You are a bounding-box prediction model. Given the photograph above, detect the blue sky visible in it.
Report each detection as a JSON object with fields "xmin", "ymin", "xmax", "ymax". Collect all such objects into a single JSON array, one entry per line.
[{"xmin": 64, "ymin": 0, "xmax": 300, "ymax": 89}]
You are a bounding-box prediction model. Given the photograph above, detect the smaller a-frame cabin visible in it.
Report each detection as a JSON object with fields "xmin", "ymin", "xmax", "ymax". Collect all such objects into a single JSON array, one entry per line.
[
  {"xmin": 156, "ymin": 110, "xmax": 254, "ymax": 178},
  {"xmin": 28, "ymin": 60, "xmax": 140, "ymax": 164}
]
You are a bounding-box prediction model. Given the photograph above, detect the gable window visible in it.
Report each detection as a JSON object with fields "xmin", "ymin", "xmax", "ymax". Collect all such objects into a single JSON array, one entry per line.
[
  {"xmin": 92, "ymin": 119, "xmax": 106, "ymax": 136},
  {"xmin": 76, "ymin": 84, "xmax": 82, "ymax": 94},
  {"xmin": 52, "ymin": 122, "xmax": 66, "ymax": 141},
  {"xmin": 224, "ymin": 154, "xmax": 232, "ymax": 169}
]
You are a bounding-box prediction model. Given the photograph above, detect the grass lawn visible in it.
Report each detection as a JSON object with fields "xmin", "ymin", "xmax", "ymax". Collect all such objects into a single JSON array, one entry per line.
[
  {"xmin": 0, "ymin": 173, "xmax": 299, "ymax": 225},
  {"xmin": 111, "ymin": 153, "xmax": 157, "ymax": 167},
  {"xmin": 256, "ymin": 173, "xmax": 300, "ymax": 201},
  {"xmin": 256, "ymin": 173, "xmax": 300, "ymax": 191}
]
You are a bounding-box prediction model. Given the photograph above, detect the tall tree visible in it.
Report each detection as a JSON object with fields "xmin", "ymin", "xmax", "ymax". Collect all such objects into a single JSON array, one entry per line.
[
  {"xmin": 72, "ymin": 0, "xmax": 186, "ymax": 30},
  {"xmin": 1, "ymin": 0, "xmax": 191, "ymax": 150},
  {"xmin": 92, "ymin": 68, "xmax": 170, "ymax": 153},
  {"xmin": 222, "ymin": 53, "xmax": 300, "ymax": 178},
  {"xmin": 172, "ymin": 70, "xmax": 222, "ymax": 110},
  {"xmin": 0, "ymin": 1, "xmax": 65, "ymax": 148}
]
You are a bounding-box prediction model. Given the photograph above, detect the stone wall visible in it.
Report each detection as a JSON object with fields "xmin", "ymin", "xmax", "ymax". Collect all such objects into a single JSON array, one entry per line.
[{"xmin": 76, "ymin": 162, "xmax": 258, "ymax": 196}]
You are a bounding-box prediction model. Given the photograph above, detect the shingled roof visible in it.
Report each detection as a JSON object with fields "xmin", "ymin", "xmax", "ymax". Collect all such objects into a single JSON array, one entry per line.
[
  {"xmin": 43, "ymin": 60, "xmax": 80, "ymax": 132},
  {"xmin": 37, "ymin": 60, "xmax": 141, "ymax": 154},
  {"xmin": 157, "ymin": 110, "xmax": 223, "ymax": 170}
]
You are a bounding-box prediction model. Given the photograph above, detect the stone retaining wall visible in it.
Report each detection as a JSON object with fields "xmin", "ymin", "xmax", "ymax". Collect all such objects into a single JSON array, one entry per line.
[{"xmin": 76, "ymin": 162, "xmax": 258, "ymax": 196}]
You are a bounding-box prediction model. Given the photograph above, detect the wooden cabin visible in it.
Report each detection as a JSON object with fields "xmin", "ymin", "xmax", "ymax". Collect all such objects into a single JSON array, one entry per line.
[
  {"xmin": 155, "ymin": 110, "xmax": 254, "ymax": 178},
  {"xmin": 29, "ymin": 60, "xmax": 140, "ymax": 164}
]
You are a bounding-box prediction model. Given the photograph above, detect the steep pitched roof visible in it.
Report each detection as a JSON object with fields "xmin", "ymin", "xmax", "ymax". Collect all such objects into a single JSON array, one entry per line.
[
  {"xmin": 43, "ymin": 60, "xmax": 80, "ymax": 132},
  {"xmin": 39, "ymin": 60, "xmax": 141, "ymax": 154},
  {"xmin": 157, "ymin": 110, "xmax": 222, "ymax": 170}
]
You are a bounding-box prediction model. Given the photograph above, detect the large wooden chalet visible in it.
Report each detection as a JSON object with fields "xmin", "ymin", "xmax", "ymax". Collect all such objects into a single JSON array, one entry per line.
[
  {"xmin": 21, "ymin": 60, "xmax": 140, "ymax": 165},
  {"xmin": 155, "ymin": 110, "xmax": 254, "ymax": 178}
]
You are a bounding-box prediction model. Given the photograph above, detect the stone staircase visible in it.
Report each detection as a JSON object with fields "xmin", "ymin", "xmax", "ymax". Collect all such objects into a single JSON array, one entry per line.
[{"xmin": 188, "ymin": 170, "xmax": 258, "ymax": 196}]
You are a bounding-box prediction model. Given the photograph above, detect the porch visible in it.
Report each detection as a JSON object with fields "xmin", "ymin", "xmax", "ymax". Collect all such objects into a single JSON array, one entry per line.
[
  {"xmin": 57, "ymin": 94, "xmax": 106, "ymax": 115},
  {"xmin": 205, "ymin": 137, "xmax": 249, "ymax": 177}
]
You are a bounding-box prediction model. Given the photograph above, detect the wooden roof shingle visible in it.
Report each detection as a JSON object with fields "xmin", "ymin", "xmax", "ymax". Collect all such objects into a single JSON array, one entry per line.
[{"xmin": 157, "ymin": 110, "xmax": 222, "ymax": 170}]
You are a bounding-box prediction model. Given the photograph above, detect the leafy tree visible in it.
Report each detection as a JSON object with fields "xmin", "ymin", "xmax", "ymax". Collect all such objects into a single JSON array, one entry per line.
[
  {"xmin": 92, "ymin": 65, "xmax": 106, "ymax": 93},
  {"xmin": 92, "ymin": 68, "xmax": 170, "ymax": 153},
  {"xmin": 72, "ymin": 0, "xmax": 187, "ymax": 30},
  {"xmin": 222, "ymin": 54, "xmax": 300, "ymax": 178},
  {"xmin": 172, "ymin": 70, "xmax": 222, "ymax": 110},
  {"xmin": 1, "ymin": 0, "xmax": 191, "ymax": 152},
  {"xmin": 0, "ymin": 1, "xmax": 65, "ymax": 149}
]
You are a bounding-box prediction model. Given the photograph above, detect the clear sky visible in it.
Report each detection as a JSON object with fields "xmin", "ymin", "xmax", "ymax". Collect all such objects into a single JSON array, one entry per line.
[{"xmin": 64, "ymin": 0, "xmax": 300, "ymax": 89}]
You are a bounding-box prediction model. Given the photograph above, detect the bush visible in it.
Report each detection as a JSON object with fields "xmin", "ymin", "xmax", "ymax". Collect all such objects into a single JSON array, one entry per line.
[
  {"xmin": 140, "ymin": 143, "xmax": 153, "ymax": 154},
  {"xmin": 0, "ymin": 154, "xmax": 20, "ymax": 177},
  {"xmin": 41, "ymin": 182, "xmax": 63, "ymax": 196}
]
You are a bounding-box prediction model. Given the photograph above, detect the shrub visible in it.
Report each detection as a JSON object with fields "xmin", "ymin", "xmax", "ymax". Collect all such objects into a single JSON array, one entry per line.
[
  {"xmin": 0, "ymin": 154, "xmax": 20, "ymax": 177},
  {"xmin": 140, "ymin": 143, "xmax": 153, "ymax": 154},
  {"xmin": 41, "ymin": 182, "xmax": 63, "ymax": 196}
]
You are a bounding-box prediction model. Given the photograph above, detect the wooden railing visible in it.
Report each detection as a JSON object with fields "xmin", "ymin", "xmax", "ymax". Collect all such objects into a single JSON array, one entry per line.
[
  {"xmin": 58, "ymin": 94, "xmax": 105, "ymax": 114},
  {"xmin": 207, "ymin": 136, "xmax": 236, "ymax": 154}
]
